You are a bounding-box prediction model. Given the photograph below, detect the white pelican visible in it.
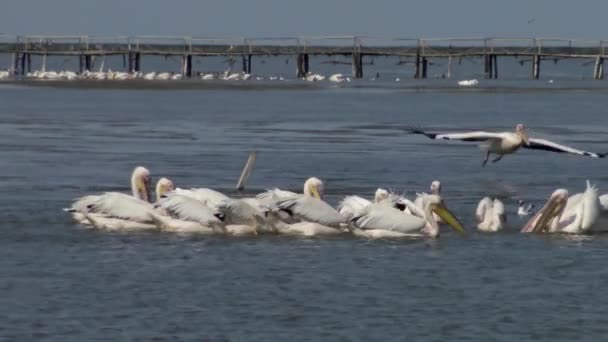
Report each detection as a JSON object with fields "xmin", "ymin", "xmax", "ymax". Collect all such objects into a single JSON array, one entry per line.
[
  {"xmin": 349, "ymin": 194, "xmax": 465, "ymax": 238},
  {"xmin": 143, "ymin": 72, "xmax": 156, "ymax": 80},
  {"xmin": 476, "ymin": 197, "xmax": 506, "ymax": 232},
  {"xmin": 517, "ymin": 200, "xmax": 534, "ymax": 217},
  {"xmin": 201, "ymin": 73, "xmax": 216, "ymax": 80},
  {"xmin": 151, "ymin": 193, "xmax": 225, "ymax": 234},
  {"xmin": 410, "ymin": 124, "xmax": 607, "ymax": 166},
  {"xmin": 521, "ymin": 181, "xmax": 603, "ymax": 234},
  {"xmin": 304, "ymin": 73, "xmax": 325, "ymax": 82},
  {"xmin": 155, "ymin": 72, "xmax": 171, "ymax": 80},
  {"xmin": 66, "ymin": 166, "xmax": 152, "ymax": 224},
  {"xmin": 0, "ymin": 70, "xmax": 9, "ymax": 79},
  {"xmin": 457, "ymin": 79, "xmax": 479, "ymax": 86},
  {"xmin": 260, "ymin": 177, "xmax": 347, "ymax": 236},
  {"xmin": 329, "ymin": 73, "xmax": 347, "ymax": 83},
  {"xmin": 338, "ymin": 188, "xmax": 390, "ymax": 220}
]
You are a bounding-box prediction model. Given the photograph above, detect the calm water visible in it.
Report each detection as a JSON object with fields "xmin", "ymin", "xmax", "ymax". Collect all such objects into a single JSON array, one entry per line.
[{"xmin": 2, "ymin": 80, "xmax": 608, "ymax": 341}]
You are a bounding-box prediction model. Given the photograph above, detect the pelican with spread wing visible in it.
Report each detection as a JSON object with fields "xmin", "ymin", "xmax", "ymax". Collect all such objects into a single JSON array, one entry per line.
[{"xmin": 409, "ymin": 124, "xmax": 606, "ymax": 166}]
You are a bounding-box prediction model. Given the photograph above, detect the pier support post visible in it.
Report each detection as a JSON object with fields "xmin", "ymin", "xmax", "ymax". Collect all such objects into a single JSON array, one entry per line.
[
  {"xmin": 484, "ymin": 54, "xmax": 491, "ymax": 78},
  {"xmin": 352, "ymin": 52, "xmax": 363, "ymax": 78},
  {"xmin": 296, "ymin": 53, "xmax": 309, "ymax": 78},
  {"xmin": 10, "ymin": 53, "xmax": 16, "ymax": 75},
  {"xmin": 421, "ymin": 57, "xmax": 428, "ymax": 79},
  {"xmin": 20, "ymin": 53, "xmax": 26, "ymax": 75},
  {"xmin": 242, "ymin": 55, "xmax": 247, "ymax": 73},
  {"xmin": 247, "ymin": 54, "xmax": 252, "ymax": 74},
  {"xmin": 492, "ymin": 55, "xmax": 498, "ymax": 79},
  {"xmin": 79, "ymin": 55, "xmax": 85, "ymax": 74},
  {"xmin": 186, "ymin": 54, "xmax": 193, "ymax": 77},
  {"xmin": 593, "ymin": 56, "xmax": 604, "ymax": 80},
  {"xmin": 26, "ymin": 53, "xmax": 31, "ymax": 73},
  {"xmin": 414, "ymin": 51, "xmax": 420, "ymax": 79},
  {"xmin": 12, "ymin": 53, "xmax": 19, "ymax": 75},
  {"xmin": 84, "ymin": 55, "xmax": 92, "ymax": 72},
  {"xmin": 447, "ymin": 56, "xmax": 452, "ymax": 78},
  {"xmin": 135, "ymin": 53, "xmax": 141, "ymax": 72},
  {"xmin": 127, "ymin": 52, "xmax": 134, "ymax": 73},
  {"xmin": 532, "ymin": 55, "xmax": 541, "ymax": 79}
]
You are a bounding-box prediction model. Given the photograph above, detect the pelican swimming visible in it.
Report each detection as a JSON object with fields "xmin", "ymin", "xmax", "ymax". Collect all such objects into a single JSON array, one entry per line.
[
  {"xmin": 521, "ymin": 181, "xmax": 604, "ymax": 234},
  {"xmin": 409, "ymin": 124, "xmax": 607, "ymax": 166},
  {"xmin": 476, "ymin": 197, "xmax": 506, "ymax": 232},
  {"xmin": 259, "ymin": 177, "xmax": 347, "ymax": 236},
  {"xmin": 338, "ymin": 188, "xmax": 391, "ymax": 220},
  {"xmin": 517, "ymin": 200, "xmax": 534, "ymax": 217},
  {"xmin": 349, "ymin": 194, "xmax": 465, "ymax": 238}
]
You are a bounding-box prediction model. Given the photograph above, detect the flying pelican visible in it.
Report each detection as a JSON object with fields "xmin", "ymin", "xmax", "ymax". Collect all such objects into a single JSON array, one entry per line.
[
  {"xmin": 476, "ymin": 197, "xmax": 506, "ymax": 232},
  {"xmin": 349, "ymin": 194, "xmax": 465, "ymax": 238},
  {"xmin": 517, "ymin": 200, "xmax": 534, "ymax": 217},
  {"xmin": 521, "ymin": 181, "xmax": 603, "ymax": 234},
  {"xmin": 409, "ymin": 124, "xmax": 607, "ymax": 166}
]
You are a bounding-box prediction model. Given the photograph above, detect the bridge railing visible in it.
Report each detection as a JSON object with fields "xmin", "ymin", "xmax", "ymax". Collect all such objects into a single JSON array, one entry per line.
[
  {"xmin": 299, "ymin": 36, "xmax": 356, "ymax": 55},
  {"xmin": 129, "ymin": 36, "xmax": 192, "ymax": 54},
  {"xmin": 357, "ymin": 37, "xmax": 418, "ymax": 56},
  {"xmin": 534, "ymin": 38, "xmax": 603, "ymax": 56},
  {"xmin": 190, "ymin": 37, "xmax": 247, "ymax": 55},
  {"xmin": 244, "ymin": 37, "xmax": 300, "ymax": 55}
]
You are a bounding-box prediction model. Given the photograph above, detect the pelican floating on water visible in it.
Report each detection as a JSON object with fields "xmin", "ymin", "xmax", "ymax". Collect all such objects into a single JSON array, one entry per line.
[
  {"xmin": 350, "ymin": 194, "xmax": 465, "ymax": 238},
  {"xmin": 338, "ymin": 188, "xmax": 391, "ymax": 220},
  {"xmin": 521, "ymin": 181, "xmax": 605, "ymax": 234},
  {"xmin": 410, "ymin": 124, "xmax": 607, "ymax": 166},
  {"xmin": 476, "ymin": 197, "xmax": 506, "ymax": 232}
]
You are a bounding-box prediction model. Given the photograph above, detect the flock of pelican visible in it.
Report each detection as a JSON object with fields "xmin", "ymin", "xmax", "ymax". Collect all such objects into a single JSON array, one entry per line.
[
  {"xmin": 65, "ymin": 124, "xmax": 608, "ymax": 238},
  {"xmin": 65, "ymin": 166, "xmax": 467, "ymax": 238}
]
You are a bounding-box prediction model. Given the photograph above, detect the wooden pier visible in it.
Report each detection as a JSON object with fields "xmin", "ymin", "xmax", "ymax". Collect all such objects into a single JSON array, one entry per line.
[{"xmin": 0, "ymin": 35, "xmax": 606, "ymax": 79}]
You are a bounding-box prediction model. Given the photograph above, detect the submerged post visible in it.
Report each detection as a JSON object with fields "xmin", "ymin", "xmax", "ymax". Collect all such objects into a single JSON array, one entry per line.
[
  {"xmin": 593, "ymin": 56, "xmax": 604, "ymax": 80},
  {"xmin": 236, "ymin": 151, "xmax": 257, "ymax": 191},
  {"xmin": 532, "ymin": 55, "xmax": 541, "ymax": 79}
]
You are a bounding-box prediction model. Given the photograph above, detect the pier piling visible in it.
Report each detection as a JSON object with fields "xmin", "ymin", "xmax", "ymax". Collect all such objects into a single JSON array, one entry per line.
[
  {"xmin": 593, "ymin": 56, "xmax": 604, "ymax": 80},
  {"xmin": 421, "ymin": 57, "xmax": 428, "ymax": 79},
  {"xmin": 352, "ymin": 52, "xmax": 363, "ymax": 78},
  {"xmin": 492, "ymin": 55, "xmax": 498, "ymax": 79},
  {"xmin": 296, "ymin": 53, "xmax": 309, "ymax": 78},
  {"xmin": 532, "ymin": 55, "xmax": 541, "ymax": 79},
  {"xmin": 414, "ymin": 51, "xmax": 420, "ymax": 79}
]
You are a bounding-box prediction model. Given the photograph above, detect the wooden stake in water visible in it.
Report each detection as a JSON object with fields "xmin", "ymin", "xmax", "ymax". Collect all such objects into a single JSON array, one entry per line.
[{"xmin": 236, "ymin": 151, "xmax": 257, "ymax": 191}]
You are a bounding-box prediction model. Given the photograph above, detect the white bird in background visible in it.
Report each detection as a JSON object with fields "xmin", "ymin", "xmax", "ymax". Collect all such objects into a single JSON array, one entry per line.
[
  {"xmin": 517, "ymin": 200, "xmax": 534, "ymax": 217},
  {"xmin": 409, "ymin": 124, "xmax": 607, "ymax": 166},
  {"xmin": 338, "ymin": 188, "xmax": 391, "ymax": 220},
  {"xmin": 521, "ymin": 181, "xmax": 606, "ymax": 234},
  {"xmin": 458, "ymin": 79, "xmax": 479, "ymax": 86},
  {"xmin": 476, "ymin": 197, "xmax": 506, "ymax": 232}
]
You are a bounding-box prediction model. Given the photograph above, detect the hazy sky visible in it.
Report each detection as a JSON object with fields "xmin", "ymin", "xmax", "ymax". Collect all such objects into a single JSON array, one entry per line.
[{"xmin": 1, "ymin": 0, "xmax": 606, "ymax": 39}]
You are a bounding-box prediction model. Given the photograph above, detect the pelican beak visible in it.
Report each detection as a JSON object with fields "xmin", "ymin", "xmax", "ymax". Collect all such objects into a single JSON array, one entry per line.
[
  {"xmin": 310, "ymin": 185, "xmax": 322, "ymax": 200},
  {"xmin": 431, "ymin": 203, "xmax": 466, "ymax": 235},
  {"xmin": 521, "ymin": 190, "xmax": 567, "ymax": 233},
  {"xmin": 138, "ymin": 177, "xmax": 151, "ymax": 202}
]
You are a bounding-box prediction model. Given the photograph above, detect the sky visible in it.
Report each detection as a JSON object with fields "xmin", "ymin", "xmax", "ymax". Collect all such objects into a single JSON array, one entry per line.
[{"xmin": 1, "ymin": 0, "xmax": 606, "ymax": 39}]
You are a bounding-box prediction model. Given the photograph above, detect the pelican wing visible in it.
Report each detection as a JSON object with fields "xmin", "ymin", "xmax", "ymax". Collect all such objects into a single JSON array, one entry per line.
[
  {"xmin": 525, "ymin": 138, "xmax": 607, "ymax": 158},
  {"xmin": 216, "ymin": 199, "xmax": 264, "ymax": 225},
  {"xmin": 256, "ymin": 188, "xmax": 298, "ymax": 203},
  {"xmin": 337, "ymin": 195, "xmax": 372, "ymax": 220},
  {"xmin": 156, "ymin": 194, "xmax": 222, "ymax": 226},
  {"xmin": 88, "ymin": 192, "xmax": 154, "ymax": 223},
  {"xmin": 409, "ymin": 128, "xmax": 507, "ymax": 142},
  {"xmin": 352, "ymin": 203, "xmax": 426, "ymax": 233},
  {"xmin": 276, "ymin": 196, "xmax": 346, "ymax": 227},
  {"xmin": 173, "ymin": 188, "xmax": 230, "ymax": 208}
]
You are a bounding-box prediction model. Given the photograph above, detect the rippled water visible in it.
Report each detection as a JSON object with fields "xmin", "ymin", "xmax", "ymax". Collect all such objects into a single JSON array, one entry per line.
[{"xmin": 2, "ymin": 80, "xmax": 608, "ymax": 340}]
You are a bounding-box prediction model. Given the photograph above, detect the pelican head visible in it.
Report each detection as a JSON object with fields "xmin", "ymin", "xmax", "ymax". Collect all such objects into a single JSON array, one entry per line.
[
  {"xmin": 155, "ymin": 177, "xmax": 175, "ymax": 202},
  {"xmin": 303, "ymin": 177, "xmax": 325, "ymax": 200},
  {"xmin": 430, "ymin": 180, "xmax": 442, "ymax": 195},
  {"xmin": 374, "ymin": 188, "xmax": 390, "ymax": 202},
  {"xmin": 131, "ymin": 166, "xmax": 151, "ymax": 202},
  {"xmin": 515, "ymin": 123, "xmax": 530, "ymax": 146},
  {"xmin": 521, "ymin": 189, "xmax": 568, "ymax": 233},
  {"xmin": 424, "ymin": 194, "xmax": 466, "ymax": 236}
]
